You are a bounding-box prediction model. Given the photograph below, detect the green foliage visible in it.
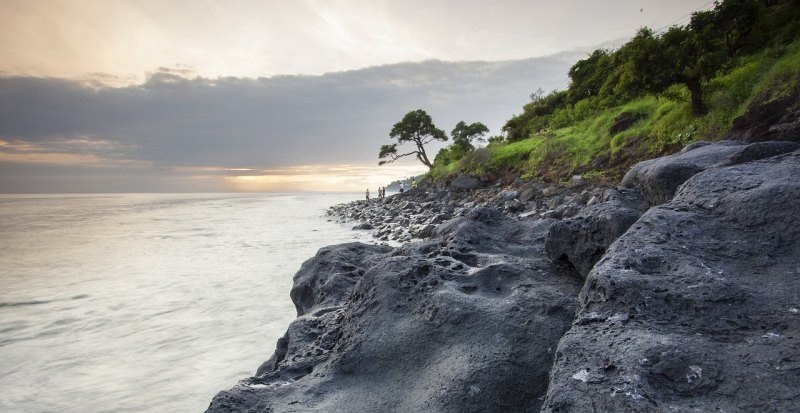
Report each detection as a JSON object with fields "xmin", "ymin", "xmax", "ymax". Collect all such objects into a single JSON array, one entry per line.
[
  {"xmin": 750, "ymin": 41, "xmax": 800, "ymax": 102},
  {"xmin": 425, "ymin": 1, "xmax": 800, "ymax": 185},
  {"xmin": 450, "ymin": 121, "xmax": 489, "ymax": 152},
  {"xmin": 379, "ymin": 109, "xmax": 447, "ymax": 169}
]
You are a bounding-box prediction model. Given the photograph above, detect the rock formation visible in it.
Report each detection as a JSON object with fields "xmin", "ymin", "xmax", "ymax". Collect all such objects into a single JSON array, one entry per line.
[
  {"xmin": 542, "ymin": 148, "xmax": 800, "ymax": 412},
  {"xmin": 208, "ymin": 141, "xmax": 800, "ymax": 412},
  {"xmin": 207, "ymin": 209, "xmax": 583, "ymax": 412}
]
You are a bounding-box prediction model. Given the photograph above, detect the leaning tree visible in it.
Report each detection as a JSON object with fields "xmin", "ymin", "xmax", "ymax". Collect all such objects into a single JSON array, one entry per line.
[{"xmin": 379, "ymin": 109, "xmax": 447, "ymax": 169}]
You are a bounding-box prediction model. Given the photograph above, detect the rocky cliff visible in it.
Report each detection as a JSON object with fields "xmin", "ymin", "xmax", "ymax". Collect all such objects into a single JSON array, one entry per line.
[{"xmin": 207, "ymin": 140, "xmax": 799, "ymax": 412}]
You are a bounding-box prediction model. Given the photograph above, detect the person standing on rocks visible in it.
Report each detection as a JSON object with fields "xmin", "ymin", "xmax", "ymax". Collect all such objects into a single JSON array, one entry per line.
[
  {"xmin": 366, "ymin": 188, "xmax": 370, "ymax": 201},
  {"xmin": 399, "ymin": 182, "xmax": 404, "ymax": 193}
]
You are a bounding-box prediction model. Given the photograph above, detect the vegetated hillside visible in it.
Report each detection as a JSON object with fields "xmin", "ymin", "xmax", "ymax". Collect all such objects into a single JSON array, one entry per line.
[{"xmin": 429, "ymin": 0, "xmax": 800, "ymax": 185}]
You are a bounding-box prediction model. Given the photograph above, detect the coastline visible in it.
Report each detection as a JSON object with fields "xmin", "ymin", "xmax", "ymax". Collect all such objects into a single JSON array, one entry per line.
[{"xmin": 207, "ymin": 140, "xmax": 800, "ymax": 412}]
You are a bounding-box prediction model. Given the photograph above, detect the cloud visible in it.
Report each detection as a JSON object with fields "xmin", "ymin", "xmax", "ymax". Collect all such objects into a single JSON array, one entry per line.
[{"xmin": 0, "ymin": 51, "xmax": 583, "ymax": 192}]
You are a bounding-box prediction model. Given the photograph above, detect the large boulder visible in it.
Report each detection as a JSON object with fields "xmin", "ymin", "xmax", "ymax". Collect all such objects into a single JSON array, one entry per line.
[
  {"xmin": 207, "ymin": 208, "xmax": 583, "ymax": 413},
  {"xmin": 449, "ymin": 173, "xmax": 481, "ymax": 192},
  {"xmin": 542, "ymin": 149, "xmax": 800, "ymax": 412},
  {"xmin": 621, "ymin": 140, "xmax": 799, "ymax": 207},
  {"xmin": 289, "ymin": 243, "xmax": 391, "ymax": 316},
  {"xmin": 545, "ymin": 188, "xmax": 646, "ymax": 278}
]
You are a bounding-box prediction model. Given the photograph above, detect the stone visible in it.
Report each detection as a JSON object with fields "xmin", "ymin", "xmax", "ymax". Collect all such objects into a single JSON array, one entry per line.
[
  {"xmin": 449, "ymin": 173, "xmax": 481, "ymax": 192},
  {"xmin": 542, "ymin": 150, "xmax": 800, "ymax": 412},
  {"xmin": 518, "ymin": 187, "xmax": 537, "ymax": 203},
  {"xmin": 545, "ymin": 188, "xmax": 645, "ymax": 278},
  {"xmin": 496, "ymin": 189, "xmax": 519, "ymax": 201},
  {"xmin": 621, "ymin": 140, "xmax": 798, "ymax": 207},
  {"xmin": 542, "ymin": 186, "xmax": 559, "ymax": 197},
  {"xmin": 725, "ymin": 90, "xmax": 800, "ymax": 143},
  {"xmin": 569, "ymin": 175, "xmax": 587, "ymax": 188},
  {"xmin": 207, "ymin": 209, "xmax": 583, "ymax": 413}
]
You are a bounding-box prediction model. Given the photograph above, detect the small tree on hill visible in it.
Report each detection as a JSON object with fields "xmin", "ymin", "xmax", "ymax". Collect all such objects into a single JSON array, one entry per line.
[
  {"xmin": 379, "ymin": 109, "xmax": 447, "ymax": 169},
  {"xmin": 450, "ymin": 121, "xmax": 489, "ymax": 153}
]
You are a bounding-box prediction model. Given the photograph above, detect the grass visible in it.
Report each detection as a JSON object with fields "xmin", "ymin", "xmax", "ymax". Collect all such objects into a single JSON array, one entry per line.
[{"xmin": 429, "ymin": 39, "xmax": 800, "ymax": 184}]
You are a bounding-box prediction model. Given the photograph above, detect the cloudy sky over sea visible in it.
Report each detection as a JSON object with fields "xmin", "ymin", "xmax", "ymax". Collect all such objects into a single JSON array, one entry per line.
[{"xmin": 0, "ymin": 0, "xmax": 714, "ymax": 192}]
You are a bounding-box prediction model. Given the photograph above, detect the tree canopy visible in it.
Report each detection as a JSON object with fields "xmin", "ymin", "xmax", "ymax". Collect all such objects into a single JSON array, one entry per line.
[
  {"xmin": 502, "ymin": 0, "xmax": 800, "ymax": 140},
  {"xmin": 451, "ymin": 121, "xmax": 489, "ymax": 152},
  {"xmin": 379, "ymin": 109, "xmax": 447, "ymax": 169}
]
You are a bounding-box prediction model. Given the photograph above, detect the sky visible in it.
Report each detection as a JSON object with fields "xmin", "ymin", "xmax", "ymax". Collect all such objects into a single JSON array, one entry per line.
[{"xmin": 0, "ymin": 0, "xmax": 715, "ymax": 192}]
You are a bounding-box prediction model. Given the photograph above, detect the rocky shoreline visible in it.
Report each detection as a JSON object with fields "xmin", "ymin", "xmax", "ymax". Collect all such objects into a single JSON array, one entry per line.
[
  {"xmin": 207, "ymin": 140, "xmax": 799, "ymax": 412},
  {"xmin": 326, "ymin": 173, "xmax": 609, "ymax": 244}
]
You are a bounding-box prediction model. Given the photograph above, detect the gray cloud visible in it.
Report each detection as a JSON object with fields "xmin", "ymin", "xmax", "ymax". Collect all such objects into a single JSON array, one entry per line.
[{"xmin": 0, "ymin": 51, "xmax": 583, "ymax": 192}]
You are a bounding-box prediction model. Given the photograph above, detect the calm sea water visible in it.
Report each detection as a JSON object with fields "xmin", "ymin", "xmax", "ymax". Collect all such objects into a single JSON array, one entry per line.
[{"xmin": 0, "ymin": 193, "xmax": 371, "ymax": 413}]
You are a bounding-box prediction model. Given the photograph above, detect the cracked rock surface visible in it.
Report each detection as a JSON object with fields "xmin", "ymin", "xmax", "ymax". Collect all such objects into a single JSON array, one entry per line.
[
  {"xmin": 542, "ymin": 149, "xmax": 800, "ymax": 412},
  {"xmin": 207, "ymin": 208, "xmax": 583, "ymax": 413}
]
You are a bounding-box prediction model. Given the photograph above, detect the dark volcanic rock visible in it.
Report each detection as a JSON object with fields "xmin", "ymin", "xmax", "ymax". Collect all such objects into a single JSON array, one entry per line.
[
  {"xmin": 209, "ymin": 140, "xmax": 800, "ymax": 413},
  {"xmin": 542, "ymin": 150, "xmax": 800, "ymax": 412},
  {"xmin": 449, "ymin": 173, "xmax": 481, "ymax": 192},
  {"xmin": 289, "ymin": 243, "xmax": 391, "ymax": 316},
  {"xmin": 208, "ymin": 208, "xmax": 583, "ymax": 413},
  {"xmin": 621, "ymin": 140, "xmax": 799, "ymax": 207},
  {"xmin": 726, "ymin": 90, "xmax": 800, "ymax": 143},
  {"xmin": 545, "ymin": 188, "xmax": 646, "ymax": 278}
]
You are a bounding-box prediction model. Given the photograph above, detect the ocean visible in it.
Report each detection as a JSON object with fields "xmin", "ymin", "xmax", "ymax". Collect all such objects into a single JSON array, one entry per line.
[{"xmin": 0, "ymin": 193, "xmax": 371, "ymax": 413}]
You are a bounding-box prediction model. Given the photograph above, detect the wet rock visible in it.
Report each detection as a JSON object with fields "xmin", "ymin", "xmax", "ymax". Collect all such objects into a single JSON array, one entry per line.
[{"xmin": 542, "ymin": 149, "xmax": 800, "ymax": 412}]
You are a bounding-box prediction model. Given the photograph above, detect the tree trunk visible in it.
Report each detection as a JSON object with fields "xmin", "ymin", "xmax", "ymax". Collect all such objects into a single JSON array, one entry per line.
[
  {"xmin": 415, "ymin": 139, "xmax": 433, "ymax": 169},
  {"xmin": 685, "ymin": 77, "xmax": 707, "ymax": 116}
]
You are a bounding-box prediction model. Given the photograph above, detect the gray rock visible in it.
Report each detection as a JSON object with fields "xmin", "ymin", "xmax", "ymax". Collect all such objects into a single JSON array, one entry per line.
[
  {"xmin": 496, "ymin": 189, "xmax": 519, "ymax": 201},
  {"xmin": 542, "ymin": 150, "xmax": 800, "ymax": 412},
  {"xmin": 289, "ymin": 243, "xmax": 392, "ymax": 317},
  {"xmin": 413, "ymin": 223, "xmax": 436, "ymax": 238},
  {"xmin": 621, "ymin": 140, "xmax": 798, "ymax": 207},
  {"xmin": 449, "ymin": 173, "xmax": 481, "ymax": 192},
  {"xmin": 570, "ymin": 175, "xmax": 587, "ymax": 188},
  {"xmin": 542, "ymin": 186, "xmax": 559, "ymax": 197},
  {"xmin": 504, "ymin": 199, "xmax": 525, "ymax": 213},
  {"xmin": 554, "ymin": 202, "xmax": 583, "ymax": 219},
  {"xmin": 207, "ymin": 209, "xmax": 583, "ymax": 413},
  {"xmin": 518, "ymin": 187, "xmax": 537, "ymax": 203},
  {"xmin": 545, "ymin": 188, "xmax": 645, "ymax": 278}
]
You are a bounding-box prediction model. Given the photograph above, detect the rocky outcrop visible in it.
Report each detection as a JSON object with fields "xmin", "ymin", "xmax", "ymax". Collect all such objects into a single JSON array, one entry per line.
[
  {"xmin": 449, "ymin": 173, "xmax": 482, "ymax": 192},
  {"xmin": 621, "ymin": 140, "xmax": 799, "ymax": 206},
  {"xmin": 544, "ymin": 188, "xmax": 646, "ymax": 278},
  {"xmin": 726, "ymin": 89, "xmax": 800, "ymax": 143},
  {"xmin": 208, "ymin": 140, "xmax": 800, "ymax": 413},
  {"xmin": 542, "ymin": 149, "xmax": 800, "ymax": 412},
  {"xmin": 208, "ymin": 208, "xmax": 583, "ymax": 413}
]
